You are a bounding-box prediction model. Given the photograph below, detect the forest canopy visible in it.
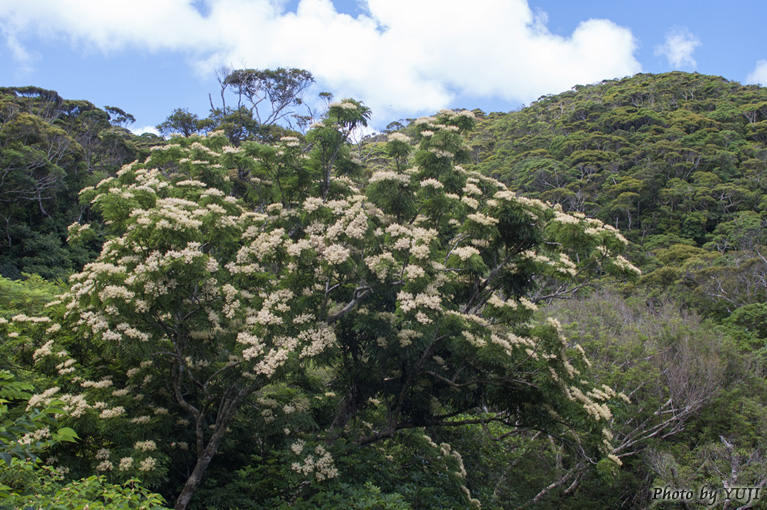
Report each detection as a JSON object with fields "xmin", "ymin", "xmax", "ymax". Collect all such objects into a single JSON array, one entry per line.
[{"xmin": 2, "ymin": 71, "xmax": 767, "ymax": 509}]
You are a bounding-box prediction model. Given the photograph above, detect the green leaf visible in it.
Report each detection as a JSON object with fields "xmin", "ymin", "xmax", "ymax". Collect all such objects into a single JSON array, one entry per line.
[{"xmin": 55, "ymin": 427, "xmax": 80, "ymax": 443}]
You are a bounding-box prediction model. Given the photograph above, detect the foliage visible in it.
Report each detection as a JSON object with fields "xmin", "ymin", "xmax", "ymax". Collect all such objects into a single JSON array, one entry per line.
[
  {"xmin": 467, "ymin": 72, "xmax": 767, "ymax": 251},
  {"xmin": 8, "ymin": 103, "xmax": 639, "ymax": 509},
  {"xmin": 0, "ymin": 370, "xmax": 168, "ymax": 509},
  {"xmin": 466, "ymin": 71, "xmax": 767, "ymax": 345},
  {"xmin": 164, "ymin": 67, "xmax": 316, "ymax": 146},
  {"xmin": 0, "ymin": 369, "xmax": 78, "ymax": 465},
  {"xmin": 541, "ymin": 289, "xmax": 767, "ymax": 509},
  {"xmin": 1, "ymin": 459, "xmax": 169, "ymax": 510},
  {"xmin": 0, "ymin": 273, "xmax": 66, "ymax": 319},
  {"xmin": 9, "ymin": 70, "xmax": 767, "ymax": 509},
  {"xmin": 0, "ymin": 87, "xmax": 152, "ymax": 279},
  {"xmin": 221, "ymin": 68, "xmax": 315, "ymax": 128},
  {"xmin": 157, "ymin": 108, "xmax": 212, "ymax": 138}
]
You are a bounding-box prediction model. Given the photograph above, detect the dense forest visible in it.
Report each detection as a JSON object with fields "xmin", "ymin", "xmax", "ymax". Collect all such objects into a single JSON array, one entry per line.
[
  {"xmin": 1, "ymin": 71, "xmax": 766, "ymax": 509},
  {"xmin": 467, "ymin": 72, "xmax": 767, "ymax": 320}
]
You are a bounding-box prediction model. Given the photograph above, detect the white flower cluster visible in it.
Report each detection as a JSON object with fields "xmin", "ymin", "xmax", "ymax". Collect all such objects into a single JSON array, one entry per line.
[
  {"xmin": 397, "ymin": 291, "xmax": 442, "ymax": 314},
  {"xmin": 466, "ymin": 212, "xmax": 498, "ymax": 226},
  {"xmin": 11, "ymin": 314, "xmax": 51, "ymax": 324},
  {"xmin": 420, "ymin": 178, "xmax": 444, "ymax": 189},
  {"xmin": 253, "ymin": 337, "xmax": 299, "ymax": 377},
  {"xmin": 387, "ymin": 132, "xmax": 410, "ymax": 143},
  {"xmin": 368, "ymin": 170, "xmax": 410, "ymax": 185},
  {"xmin": 99, "ymin": 406, "xmax": 125, "ymax": 419},
  {"xmin": 614, "ymin": 254, "xmax": 642, "ymax": 275},
  {"xmin": 463, "ymin": 182, "xmax": 482, "ymax": 196},
  {"xmin": 461, "ymin": 195, "xmax": 479, "ymax": 209},
  {"xmin": 280, "ymin": 136, "xmax": 301, "ymax": 147},
  {"xmin": 26, "ymin": 386, "xmax": 60, "ymax": 411},
  {"xmin": 556, "ymin": 253, "xmax": 578, "ymax": 276},
  {"xmin": 98, "ymin": 285, "xmax": 135, "ymax": 302},
  {"xmin": 242, "ymin": 228, "xmax": 286, "ymax": 262},
  {"xmin": 603, "ymin": 224, "xmax": 629, "ymax": 244},
  {"xmin": 96, "ymin": 460, "xmax": 114, "ymax": 471},
  {"xmin": 438, "ymin": 108, "xmax": 476, "ymax": 121},
  {"xmin": 405, "ymin": 265, "xmax": 426, "ymax": 280},
  {"xmin": 566, "ymin": 386, "xmax": 613, "ymax": 422},
  {"xmin": 451, "ymin": 246, "xmax": 480, "ymax": 261},
  {"xmin": 81, "ymin": 379, "xmax": 113, "ymax": 389},
  {"xmin": 134, "ymin": 440, "xmax": 157, "ymax": 451},
  {"xmin": 494, "ymin": 190, "xmax": 547, "ymax": 211},
  {"xmin": 344, "ymin": 210, "xmax": 368, "ymax": 240},
  {"xmin": 176, "ymin": 179, "xmax": 207, "ymax": 187},
  {"xmin": 290, "ymin": 444, "xmax": 339, "ymax": 481},
  {"xmin": 59, "ymin": 394, "xmax": 90, "ymax": 418},
  {"xmin": 428, "ymin": 148, "xmax": 453, "ymax": 159},
  {"xmin": 553, "ymin": 210, "xmax": 581, "ymax": 225},
  {"xmin": 33, "ymin": 340, "xmax": 55, "ymax": 363},
  {"xmin": 302, "ymin": 197, "xmax": 324, "ymax": 213},
  {"xmin": 322, "ymin": 243, "xmax": 350, "ymax": 265},
  {"xmin": 17, "ymin": 427, "xmax": 50, "ymax": 446},
  {"xmin": 398, "ymin": 329, "xmax": 421, "ymax": 347},
  {"xmin": 365, "ymin": 252, "xmax": 398, "ymax": 280},
  {"xmin": 519, "ymin": 297, "xmax": 538, "ymax": 311},
  {"xmin": 329, "ymin": 100, "xmax": 358, "ymax": 110},
  {"xmin": 486, "ymin": 294, "xmax": 517, "ymax": 311},
  {"xmin": 299, "ymin": 324, "xmax": 337, "ymax": 358}
]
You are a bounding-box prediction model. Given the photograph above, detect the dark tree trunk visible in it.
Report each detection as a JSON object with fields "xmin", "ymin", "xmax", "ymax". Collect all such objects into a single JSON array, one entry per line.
[{"xmin": 174, "ymin": 398, "xmax": 240, "ymax": 510}]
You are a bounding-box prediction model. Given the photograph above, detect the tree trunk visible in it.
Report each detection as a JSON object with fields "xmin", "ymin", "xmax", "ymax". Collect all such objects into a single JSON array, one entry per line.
[{"xmin": 174, "ymin": 402, "xmax": 238, "ymax": 510}]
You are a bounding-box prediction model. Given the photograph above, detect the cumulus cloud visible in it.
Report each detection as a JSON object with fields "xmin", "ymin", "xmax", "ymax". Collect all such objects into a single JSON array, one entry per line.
[
  {"xmin": 131, "ymin": 125, "xmax": 161, "ymax": 136},
  {"xmin": 654, "ymin": 27, "xmax": 700, "ymax": 69},
  {"xmin": 746, "ymin": 60, "xmax": 767, "ymax": 85},
  {"xmin": 0, "ymin": 0, "xmax": 641, "ymax": 119}
]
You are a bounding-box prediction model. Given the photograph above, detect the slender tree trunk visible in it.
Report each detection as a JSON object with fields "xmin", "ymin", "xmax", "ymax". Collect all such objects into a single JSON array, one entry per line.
[
  {"xmin": 328, "ymin": 383, "xmax": 359, "ymax": 436},
  {"xmin": 37, "ymin": 189, "xmax": 49, "ymax": 217},
  {"xmin": 322, "ymin": 163, "xmax": 331, "ymax": 201},
  {"xmin": 174, "ymin": 437, "xmax": 222, "ymax": 509},
  {"xmin": 174, "ymin": 401, "xmax": 238, "ymax": 510}
]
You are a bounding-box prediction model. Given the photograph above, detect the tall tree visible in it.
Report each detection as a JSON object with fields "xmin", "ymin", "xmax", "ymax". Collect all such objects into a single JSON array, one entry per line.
[
  {"xmin": 156, "ymin": 108, "xmax": 209, "ymax": 138},
  {"xmin": 206, "ymin": 67, "xmax": 315, "ymax": 145},
  {"xmin": 21, "ymin": 106, "xmax": 637, "ymax": 509}
]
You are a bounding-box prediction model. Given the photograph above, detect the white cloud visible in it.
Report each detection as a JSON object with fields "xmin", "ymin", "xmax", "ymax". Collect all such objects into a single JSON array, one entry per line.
[
  {"xmin": 746, "ymin": 60, "xmax": 767, "ymax": 85},
  {"xmin": 654, "ymin": 27, "xmax": 700, "ymax": 69},
  {"xmin": 0, "ymin": 0, "xmax": 641, "ymax": 120},
  {"xmin": 1, "ymin": 26, "xmax": 37, "ymax": 75},
  {"xmin": 131, "ymin": 125, "xmax": 161, "ymax": 136}
]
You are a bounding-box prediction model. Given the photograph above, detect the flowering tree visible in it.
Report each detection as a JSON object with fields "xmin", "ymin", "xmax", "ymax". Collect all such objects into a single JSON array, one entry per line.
[
  {"xmin": 18, "ymin": 104, "xmax": 639, "ymax": 509},
  {"xmin": 0, "ymin": 370, "xmax": 167, "ymax": 509}
]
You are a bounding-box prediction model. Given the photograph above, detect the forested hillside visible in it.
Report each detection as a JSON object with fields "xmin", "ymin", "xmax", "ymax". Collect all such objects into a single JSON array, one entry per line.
[
  {"xmin": 2, "ymin": 72, "xmax": 767, "ymax": 509},
  {"xmin": 469, "ymin": 71, "xmax": 767, "ymax": 246},
  {"xmin": 463, "ymin": 72, "xmax": 767, "ymax": 509},
  {"xmin": 0, "ymin": 87, "xmax": 162, "ymax": 279},
  {"xmin": 465, "ymin": 72, "xmax": 767, "ymax": 320}
]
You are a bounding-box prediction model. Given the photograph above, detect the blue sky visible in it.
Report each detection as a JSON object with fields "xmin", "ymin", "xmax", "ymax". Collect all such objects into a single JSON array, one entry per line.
[{"xmin": 2, "ymin": 0, "xmax": 766, "ymax": 133}]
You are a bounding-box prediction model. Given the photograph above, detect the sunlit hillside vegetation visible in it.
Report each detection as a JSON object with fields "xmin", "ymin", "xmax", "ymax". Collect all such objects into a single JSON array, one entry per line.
[{"xmin": 2, "ymin": 72, "xmax": 767, "ymax": 509}]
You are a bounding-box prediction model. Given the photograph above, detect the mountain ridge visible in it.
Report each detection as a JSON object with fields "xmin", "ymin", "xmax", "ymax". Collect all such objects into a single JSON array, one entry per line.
[{"xmin": 464, "ymin": 72, "xmax": 767, "ymax": 251}]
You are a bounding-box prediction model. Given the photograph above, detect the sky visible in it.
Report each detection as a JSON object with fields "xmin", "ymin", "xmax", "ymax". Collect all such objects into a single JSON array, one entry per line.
[{"xmin": 1, "ymin": 0, "xmax": 767, "ymax": 134}]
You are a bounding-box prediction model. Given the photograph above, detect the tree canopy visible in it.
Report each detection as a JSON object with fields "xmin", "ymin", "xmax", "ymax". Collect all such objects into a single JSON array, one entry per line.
[
  {"xmin": 0, "ymin": 86, "xmax": 156, "ymax": 279},
  {"xmin": 5, "ymin": 70, "xmax": 767, "ymax": 509},
  {"xmin": 9, "ymin": 104, "xmax": 637, "ymax": 509}
]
